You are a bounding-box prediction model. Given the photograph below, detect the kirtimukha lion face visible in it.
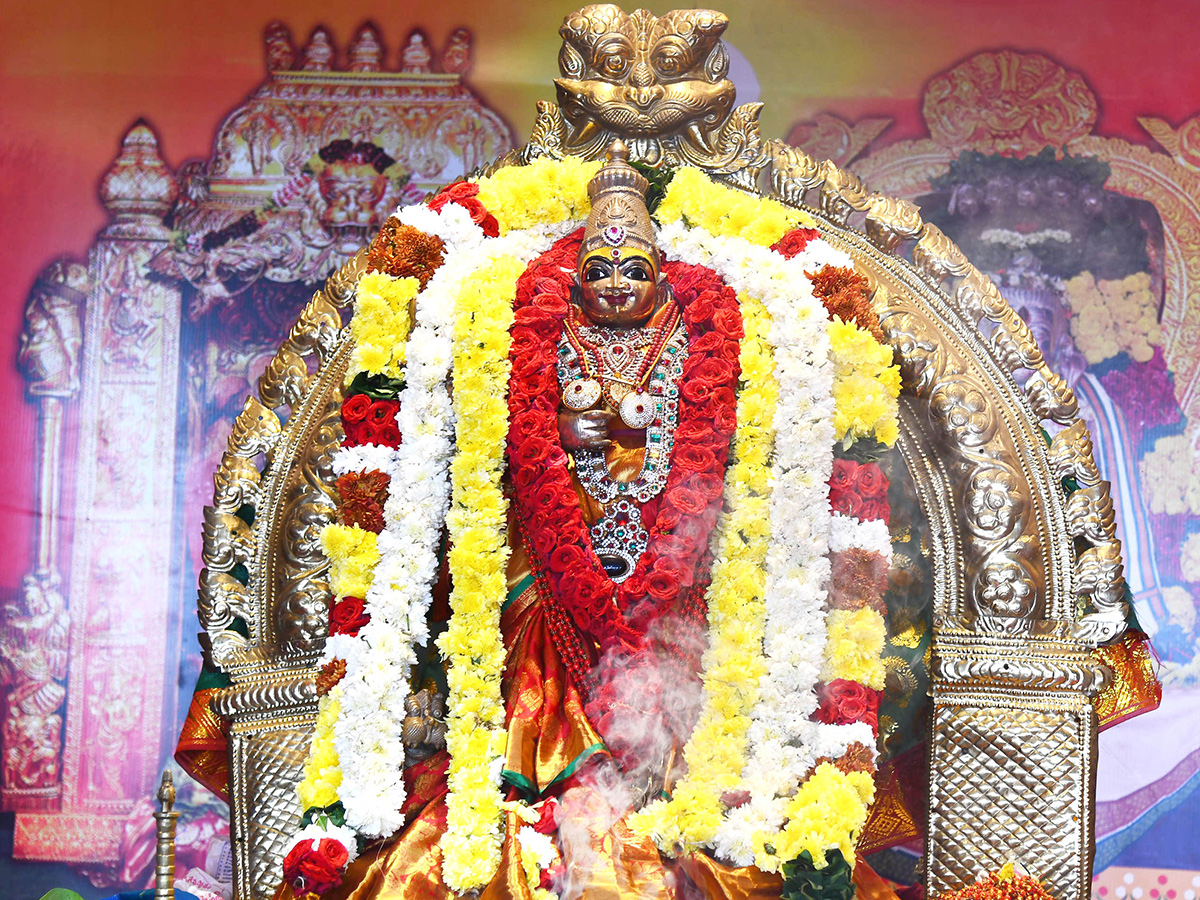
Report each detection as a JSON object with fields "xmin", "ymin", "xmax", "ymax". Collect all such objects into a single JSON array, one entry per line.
[{"xmin": 555, "ymin": 6, "xmax": 736, "ymax": 143}]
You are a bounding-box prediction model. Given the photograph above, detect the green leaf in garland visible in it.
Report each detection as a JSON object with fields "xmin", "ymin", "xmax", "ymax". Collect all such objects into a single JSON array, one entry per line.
[
  {"xmin": 780, "ymin": 849, "xmax": 856, "ymax": 900},
  {"xmin": 301, "ymin": 801, "xmax": 347, "ymax": 829},
  {"xmin": 633, "ymin": 160, "xmax": 675, "ymax": 216},
  {"xmin": 835, "ymin": 436, "xmax": 889, "ymax": 464},
  {"xmin": 346, "ymin": 371, "xmax": 405, "ymax": 400}
]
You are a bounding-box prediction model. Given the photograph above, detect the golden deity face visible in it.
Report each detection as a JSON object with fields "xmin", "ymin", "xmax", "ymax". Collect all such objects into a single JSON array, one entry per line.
[
  {"xmin": 577, "ymin": 247, "xmax": 661, "ymax": 326},
  {"xmin": 555, "ymin": 6, "xmax": 736, "ymax": 159}
]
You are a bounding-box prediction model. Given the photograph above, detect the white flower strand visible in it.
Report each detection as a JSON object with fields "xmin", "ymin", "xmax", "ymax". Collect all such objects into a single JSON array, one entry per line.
[
  {"xmin": 656, "ymin": 220, "xmax": 878, "ymax": 864},
  {"xmin": 332, "ymin": 205, "xmax": 581, "ymax": 837}
]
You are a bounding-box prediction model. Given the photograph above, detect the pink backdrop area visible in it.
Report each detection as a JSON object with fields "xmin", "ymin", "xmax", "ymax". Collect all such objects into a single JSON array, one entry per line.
[{"xmin": 1, "ymin": 1, "xmax": 1199, "ymax": 896}]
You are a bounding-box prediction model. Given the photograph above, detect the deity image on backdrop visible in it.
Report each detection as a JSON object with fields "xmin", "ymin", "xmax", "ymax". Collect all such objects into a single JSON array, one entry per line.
[{"xmin": 177, "ymin": 6, "xmax": 1156, "ymax": 900}]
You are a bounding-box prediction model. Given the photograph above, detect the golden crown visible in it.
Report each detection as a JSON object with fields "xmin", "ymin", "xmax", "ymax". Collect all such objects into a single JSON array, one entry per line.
[{"xmin": 580, "ymin": 140, "xmax": 657, "ymax": 261}]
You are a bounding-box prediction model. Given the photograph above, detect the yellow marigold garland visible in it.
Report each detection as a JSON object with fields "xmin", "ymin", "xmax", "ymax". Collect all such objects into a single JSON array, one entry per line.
[
  {"xmin": 630, "ymin": 292, "xmax": 775, "ymax": 851},
  {"xmin": 320, "ymin": 524, "xmax": 380, "ymax": 599},
  {"xmin": 754, "ymin": 763, "xmax": 876, "ymax": 873},
  {"xmin": 656, "ymin": 166, "xmax": 814, "ymax": 246},
  {"xmin": 828, "ymin": 317, "xmax": 901, "ymax": 447},
  {"xmin": 297, "ymin": 684, "xmax": 344, "ymax": 810},
  {"xmin": 820, "ymin": 607, "xmax": 886, "ymax": 689},
  {"xmin": 437, "ymin": 253, "xmax": 524, "ymax": 892},
  {"xmin": 474, "ymin": 156, "xmax": 599, "ymax": 234},
  {"xmin": 350, "ymin": 272, "xmax": 418, "ymax": 377}
]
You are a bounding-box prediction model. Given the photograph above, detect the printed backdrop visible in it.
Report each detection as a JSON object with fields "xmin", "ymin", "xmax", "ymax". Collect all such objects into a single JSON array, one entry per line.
[{"xmin": 1, "ymin": 1, "xmax": 1199, "ymax": 896}]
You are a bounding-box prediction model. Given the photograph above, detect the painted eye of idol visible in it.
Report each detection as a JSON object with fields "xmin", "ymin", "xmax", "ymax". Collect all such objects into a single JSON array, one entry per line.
[{"xmin": 583, "ymin": 257, "xmax": 653, "ymax": 283}]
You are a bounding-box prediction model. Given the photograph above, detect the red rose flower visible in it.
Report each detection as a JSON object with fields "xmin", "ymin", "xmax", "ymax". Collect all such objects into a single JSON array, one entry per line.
[
  {"xmin": 370, "ymin": 420, "xmax": 402, "ymax": 448},
  {"xmin": 770, "ymin": 227, "xmax": 822, "ymax": 259},
  {"xmin": 428, "ymin": 181, "xmax": 500, "ymax": 237},
  {"xmin": 692, "ymin": 472, "xmax": 725, "ymax": 500},
  {"xmin": 815, "ymin": 679, "xmax": 880, "ymax": 732},
  {"xmin": 282, "ymin": 837, "xmax": 350, "ymax": 896},
  {"xmin": 854, "ymin": 462, "xmax": 888, "ymax": 499},
  {"xmin": 668, "ymin": 484, "xmax": 709, "ymax": 517},
  {"xmin": 532, "ymin": 798, "xmax": 559, "ymax": 835},
  {"xmin": 711, "ymin": 306, "xmax": 744, "ymax": 341},
  {"xmin": 513, "ymin": 434, "xmax": 553, "ymax": 467},
  {"xmin": 674, "ymin": 442, "xmax": 717, "ymax": 473},
  {"xmin": 857, "ymin": 496, "xmax": 890, "ymax": 522},
  {"xmin": 830, "ymin": 488, "xmax": 865, "ymax": 520},
  {"xmin": 340, "ymin": 393, "xmax": 374, "ymax": 447},
  {"xmin": 829, "ymin": 458, "xmax": 857, "ymax": 493},
  {"xmin": 360, "ymin": 399, "xmax": 400, "ymax": 448},
  {"xmin": 549, "ymin": 544, "xmax": 588, "ymax": 575},
  {"xmin": 329, "ymin": 596, "xmax": 371, "ymax": 636},
  {"xmin": 644, "ymin": 568, "xmax": 679, "ymax": 601}
]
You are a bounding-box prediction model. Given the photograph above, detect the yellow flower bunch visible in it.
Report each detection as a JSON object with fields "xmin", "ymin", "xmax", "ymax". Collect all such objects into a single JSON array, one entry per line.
[
  {"xmin": 828, "ymin": 318, "xmax": 901, "ymax": 447},
  {"xmin": 350, "ymin": 272, "xmax": 418, "ymax": 377},
  {"xmin": 821, "ymin": 607, "xmax": 886, "ymax": 689},
  {"xmin": 474, "ymin": 156, "xmax": 600, "ymax": 234},
  {"xmin": 755, "ymin": 763, "xmax": 875, "ymax": 872},
  {"xmin": 320, "ymin": 524, "xmax": 380, "ymax": 598},
  {"xmin": 631, "ymin": 293, "xmax": 775, "ymax": 852},
  {"xmin": 1140, "ymin": 433, "xmax": 1200, "ymax": 516},
  {"xmin": 1182, "ymin": 532, "xmax": 1200, "ymax": 584},
  {"xmin": 437, "ymin": 253, "xmax": 524, "ymax": 892},
  {"xmin": 297, "ymin": 685, "xmax": 344, "ymax": 810},
  {"xmin": 656, "ymin": 166, "xmax": 814, "ymax": 246},
  {"xmin": 1064, "ymin": 270, "xmax": 1161, "ymax": 365}
]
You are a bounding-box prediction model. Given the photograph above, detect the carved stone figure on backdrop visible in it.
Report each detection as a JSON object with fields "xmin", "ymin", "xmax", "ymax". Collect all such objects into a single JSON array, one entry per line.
[
  {"xmin": 400, "ymin": 32, "xmax": 433, "ymax": 74},
  {"xmin": 553, "ymin": 5, "xmax": 758, "ymax": 171},
  {"xmin": 264, "ymin": 22, "xmax": 296, "ymax": 73},
  {"xmin": 18, "ymin": 259, "xmax": 88, "ymax": 397},
  {"xmin": 0, "ymin": 572, "xmax": 69, "ymax": 791},
  {"xmin": 440, "ymin": 28, "xmax": 472, "ymax": 76},
  {"xmin": 348, "ymin": 25, "xmax": 384, "ymax": 73},
  {"xmin": 302, "ymin": 28, "xmax": 335, "ymax": 72}
]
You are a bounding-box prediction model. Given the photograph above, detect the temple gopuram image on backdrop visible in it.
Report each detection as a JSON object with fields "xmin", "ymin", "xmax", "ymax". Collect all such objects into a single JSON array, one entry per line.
[{"xmin": 5, "ymin": 5, "xmax": 1200, "ymax": 900}]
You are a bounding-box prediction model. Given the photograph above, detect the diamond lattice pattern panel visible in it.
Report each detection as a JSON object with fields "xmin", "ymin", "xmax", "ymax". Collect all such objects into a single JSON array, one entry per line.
[
  {"xmin": 238, "ymin": 724, "xmax": 313, "ymax": 899},
  {"xmin": 929, "ymin": 702, "xmax": 1086, "ymax": 900}
]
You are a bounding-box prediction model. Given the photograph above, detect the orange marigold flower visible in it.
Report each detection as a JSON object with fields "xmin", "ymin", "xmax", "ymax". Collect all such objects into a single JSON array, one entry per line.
[
  {"xmin": 316, "ymin": 658, "xmax": 347, "ymax": 696},
  {"xmin": 939, "ymin": 872, "xmax": 1056, "ymax": 900},
  {"xmin": 807, "ymin": 264, "xmax": 884, "ymax": 342},
  {"xmin": 367, "ymin": 219, "xmax": 446, "ymax": 288},
  {"xmin": 829, "ymin": 548, "xmax": 890, "ymax": 615},
  {"xmin": 337, "ymin": 470, "xmax": 391, "ymax": 534}
]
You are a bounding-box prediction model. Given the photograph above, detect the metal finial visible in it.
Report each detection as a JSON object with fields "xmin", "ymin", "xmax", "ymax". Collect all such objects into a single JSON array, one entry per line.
[{"xmin": 154, "ymin": 770, "xmax": 180, "ymax": 899}]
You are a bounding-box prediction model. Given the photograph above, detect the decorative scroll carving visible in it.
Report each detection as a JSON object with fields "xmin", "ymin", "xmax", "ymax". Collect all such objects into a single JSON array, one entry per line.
[
  {"xmin": 922, "ymin": 50, "xmax": 1098, "ymax": 154},
  {"xmin": 1139, "ymin": 114, "xmax": 1200, "ymax": 173},
  {"xmin": 786, "ymin": 112, "xmax": 892, "ymax": 169},
  {"xmin": 0, "ymin": 573, "xmax": 69, "ymax": 800},
  {"xmin": 530, "ymin": 7, "xmax": 767, "ymax": 176}
]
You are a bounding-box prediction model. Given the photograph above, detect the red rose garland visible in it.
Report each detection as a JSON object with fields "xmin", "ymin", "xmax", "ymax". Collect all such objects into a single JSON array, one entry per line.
[
  {"xmin": 428, "ymin": 181, "xmax": 500, "ymax": 238},
  {"xmin": 818, "ymin": 457, "xmax": 892, "ymax": 735},
  {"xmin": 282, "ymin": 837, "xmax": 350, "ymax": 895},
  {"xmin": 340, "ymin": 395, "xmax": 401, "ymax": 448},
  {"xmin": 507, "ymin": 231, "xmax": 741, "ymax": 656},
  {"xmin": 829, "ymin": 458, "xmax": 891, "ymax": 522}
]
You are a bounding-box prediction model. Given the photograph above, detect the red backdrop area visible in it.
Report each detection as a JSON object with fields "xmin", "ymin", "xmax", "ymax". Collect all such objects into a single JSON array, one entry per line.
[{"xmin": 1, "ymin": 0, "xmax": 1199, "ymax": 895}]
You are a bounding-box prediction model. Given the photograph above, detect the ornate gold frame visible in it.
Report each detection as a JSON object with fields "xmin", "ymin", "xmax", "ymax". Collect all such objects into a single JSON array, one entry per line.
[{"xmin": 198, "ymin": 18, "xmax": 1123, "ymax": 900}]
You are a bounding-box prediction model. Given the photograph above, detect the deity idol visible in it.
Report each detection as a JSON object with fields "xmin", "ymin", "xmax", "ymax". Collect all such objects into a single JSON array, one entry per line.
[{"xmin": 264, "ymin": 126, "xmax": 910, "ymax": 898}]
